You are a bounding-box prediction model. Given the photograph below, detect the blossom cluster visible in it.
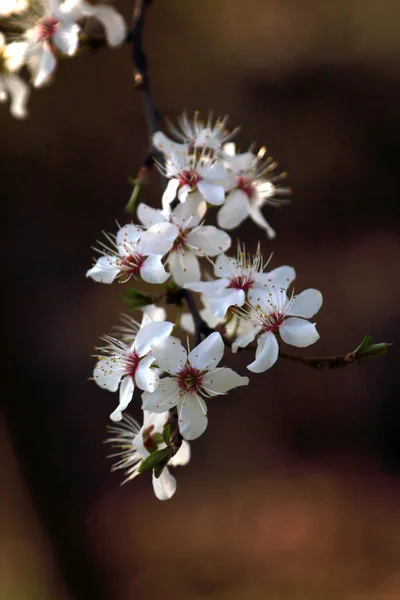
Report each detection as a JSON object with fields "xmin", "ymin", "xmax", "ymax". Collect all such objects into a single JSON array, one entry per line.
[
  {"xmin": 87, "ymin": 112, "xmax": 323, "ymax": 500},
  {"xmin": 0, "ymin": 0, "xmax": 126, "ymax": 118}
]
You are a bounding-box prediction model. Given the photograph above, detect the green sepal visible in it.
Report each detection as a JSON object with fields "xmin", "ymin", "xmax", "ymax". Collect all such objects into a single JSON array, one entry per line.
[
  {"xmin": 151, "ymin": 433, "xmax": 164, "ymax": 446},
  {"xmin": 357, "ymin": 342, "xmax": 393, "ymax": 359},
  {"xmin": 162, "ymin": 423, "xmax": 171, "ymax": 446},
  {"xmin": 122, "ymin": 288, "xmax": 153, "ymax": 310},
  {"xmin": 353, "ymin": 335, "xmax": 373, "ymax": 356},
  {"xmin": 138, "ymin": 447, "xmax": 172, "ymax": 475},
  {"xmin": 125, "ymin": 179, "xmax": 142, "ymax": 214}
]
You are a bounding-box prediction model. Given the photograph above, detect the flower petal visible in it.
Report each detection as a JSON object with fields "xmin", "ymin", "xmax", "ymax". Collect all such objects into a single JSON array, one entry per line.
[
  {"xmin": 178, "ymin": 393, "xmax": 208, "ymax": 440},
  {"xmin": 213, "ymin": 253, "xmax": 236, "ymax": 278},
  {"xmin": 172, "ymin": 193, "xmax": 206, "ymax": 229},
  {"xmin": 208, "ymin": 288, "xmax": 245, "ymax": 318},
  {"xmin": 140, "ymin": 254, "xmax": 170, "ymax": 284},
  {"xmin": 264, "ymin": 265, "xmax": 296, "ymax": 289},
  {"xmin": 152, "ymin": 468, "xmax": 177, "ymax": 500},
  {"xmin": 142, "ymin": 409, "xmax": 169, "ymax": 433},
  {"xmin": 183, "ymin": 279, "xmax": 227, "ymax": 296},
  {"xmin": 188, "ymin": 331, "xmax": 224, "ymax": 371},
  {"xmin": 169, "ymin": 440, "xmax": 191, "ymax": 467},
  {"xmin": 138, "ymin": 222, "xmax": 178, "ymax": 256},
  {"xmin": 93, "ymin": 358, "xmax": 122, "ymax": 392},
  {"xmin": 135, "ymin": 355, "xmax": 159, "ymax": 392},
  {"xmin": 248, "ymin": 204, "xmax": 276, "ymax": 239},
  {"xmin": 86, "ymin": 255, "xmax": 120, "ymax": 283},
  {"xmin": 110, "ymin": 375, "xmax": 134, "ymax": 421},
  {"xmin": 186, "ymin": 226, "xmax": 231, "ymax": 257},
  {"xmin": 202, "ymin": 368, "xmax": 249, "ymax": 396},
  {"xmin": 280, "ymin": 317, "xmax": 320, "ymax": 347},
  {"xmin": 286, "ymin": 289, "xmax": 323, "ymax": 318},
  {"xmin": 134, "ymin": 320, "xmax": 174, "ymax": 357},
  {"xmin": 116, "ymin": 223, "xmax": 142, "ymax": 254},
  {"xmin": 247, "ymin": 332, "xmax": 279, "ymax": 373},
  {"xmin": 92, "ymin": 3, "xmax": 126, "ymax": 46},
  {"xmin": 142, "ymin": 378, "xmax": 180, "ymax": 412},
  {"xmin": 162, "ymin": 178, "xmax": 179, "ymax": 212},
  {"xmin": 53, "ymin": 23, "xmax": 80, "ymax": 56},
  {"xmin": 32, "ymin": 43, "xmax": 56, "ymax": 88},
  {"xmin": 217, "ymin": 189, "xmax": 249, "ymax": 229},
  {"xmin": 197, "ymin": 180, "xmax": 225, "ymax": 205},
  {"xmin": 151, "ymin": 336, "xmax": 187, "ymax": 374},
  {"xmin": 168, "ymin": 248, "xmax": 200, "ymax": 286},
  {"xmin": 231, "ymin": 325, "xmax": 260, "ymax": 352},
  {"xmin": 3, "ymin": 74, "xmax": 29, "ymax": 119},
  {"xmin": 137, "ymin": 203, "xmax": 167, "ymax": 228}
]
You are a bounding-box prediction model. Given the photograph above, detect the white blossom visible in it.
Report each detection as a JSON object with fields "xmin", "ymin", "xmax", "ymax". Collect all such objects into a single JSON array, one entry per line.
[
  {"xmin": 92, "ymin": 313, "xmax": 174, "ymax": 421},
  {"xmin": 86, "ymin": 222, "xmax": 169, "ymax": 285},
  {"xmin": 142, "ymin": 332, "xmax": 249, "ymax": 440},
  {"xmin": 0, "ymin": 34, "xmax": 30, "ymax": 119},
  {"xmin": 106, "ymin": 411, "xmax": 190, "ymax": 500},
  {"xmin": 185, "ymin": 242, "xmax": 296, "ymax": 318},
  {"xmin": 235, "ymin": 287, "xmax": 323, "ymax": 372},
  {"xmin": 0, "ymin": 0, "xmax": 28, "ymax": 16},
  {"xmin": 138, "ymin": 194, "xmax": 231, "ymax": 286},
  {"xmin": 217, "ymin": 143, "xmax": 291, "ymax": 239}
]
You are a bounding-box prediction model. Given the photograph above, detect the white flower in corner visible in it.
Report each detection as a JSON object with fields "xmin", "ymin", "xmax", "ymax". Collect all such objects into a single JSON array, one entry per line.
[
  {"xmin": 86, "ymin": 223, "xmax": 169, "ymax": 285},
  {"xmin": 106, "ymin": 411, "xmax": 191, "ymax": 501},
  {"xmin": 185, "ymin": 243, "xmax": 296, "ymax": 318},
  {"xmin": 0, "ymin": 0, "xmax": 28, "ymax": 16},
  {"xmin": 138, "ymin": 195, "xmax": 231, "ymax": 286},
  {"xmin": 217, "ymin": 143, "xmax": 291, "ymax": 240},
  {"xmin": 22, "ymin": 0, "xmax": 81, "ymax": 88},
  {"xmin": 235, "ymin": 287, "xmax": 323, "ymax": 373},
  {"xmin": 0, "ymin": 34, "xmax": 30, "ymax": 119},
  {"xmin": 142, "ymin": 332, "xmax": 249, "ymax": 440},
  {"xmin": 62, "ymin": 0, "xmax": 127, "ymax": 47},
  {"xmin": 92, "ymin": 313, "xmax": 174, "ymax": 421}
]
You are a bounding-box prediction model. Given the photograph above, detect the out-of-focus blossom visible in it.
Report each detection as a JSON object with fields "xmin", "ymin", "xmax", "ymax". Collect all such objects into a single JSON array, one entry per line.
[{"xmin": 0, "ymin": 33, "xmax": 29, "ymax": 118}]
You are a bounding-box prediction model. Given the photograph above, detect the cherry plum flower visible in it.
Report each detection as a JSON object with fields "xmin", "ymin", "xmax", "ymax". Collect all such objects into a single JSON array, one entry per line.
[
  {"xmin": 185, "ymin": 243, "xmax": 295, "ymax": 318},
  {"xmin": 142, "ymin": 332, "xmax": 249, "ymax": 440},
  {"xmin": 106, "ymin": 411, "xmax": 190, "ymax": 500},
  {"xmin": 138, "ymin": 194, "xmax": 231, "ymax": 286},
  {"xmin": 92, "ymin": 313, "xmax": 174, "ymax": 421},
  {"xmin": 86, "ymin": 223, "xmax": 169, "ymax": 285}
]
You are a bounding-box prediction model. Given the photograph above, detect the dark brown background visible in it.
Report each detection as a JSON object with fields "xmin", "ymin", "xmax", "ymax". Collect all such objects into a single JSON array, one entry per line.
[{"xmin": 1, "ymin": 1, "xmax": 399, "ymax": 598}]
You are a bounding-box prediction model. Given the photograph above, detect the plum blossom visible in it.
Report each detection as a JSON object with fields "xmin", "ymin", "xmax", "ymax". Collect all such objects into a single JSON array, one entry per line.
[
  {"xmin": 138, "ymin": 194, "xmax": 231, "ymax": 286},
  {"xmin": 142, "ymin": 332, "xmax": 249, "ymax": 440},
  {"xmin": 0, "ymin": 33, "xmax": 30, "ymax": 119},
  {"xmin": 21, "ymin": 0, "xmax": 81, "ymax": 88},
  {"xmin": 106, "ymin": 411, "xmax": 190, "ymax": 500},
  {"xmin": 235, "ymin": 287, "xmax": 323, "ymax": 373},
  {"xmin": 217, "ymin": 143, "xmax": 291, "ymax": 239},
  {"xmin": 86, "ymin": 222, "xmax": 169, "ymax": 285},
  {"xmin": 92, "ymin": 313, "xmax": 174, "ymax": 421},
  {"xmin": 185, "ymin": 243, "xmax": 296, "ymax": 318},
  {"xmin": 62, "ymin": 0, "xmax": 127, "ymax": 46}
]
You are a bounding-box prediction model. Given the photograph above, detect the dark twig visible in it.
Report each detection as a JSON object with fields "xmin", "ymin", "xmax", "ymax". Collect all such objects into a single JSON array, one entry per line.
[{"xmin": 182, "ymin": 289, "xmax": 214, "ymax": 345}]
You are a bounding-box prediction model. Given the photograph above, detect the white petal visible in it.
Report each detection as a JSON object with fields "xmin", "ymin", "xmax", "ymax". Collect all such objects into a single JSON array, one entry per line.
[
  {"xmin": 86, "ymin": 255, "xmax": 120, "ymax": 283},
  {"xmin": 142, "ymin": 378, "xmax": 180, "ymax": 412},
  {"xmin": 92, "ymin": 4, "xmax": 126, "ymax": 46},
  {"xmin": 208, "ymin": 288, "xmax": 245, "ymax": 318},
  {"xmin": 231, "ymin": 326, "xmax": 259, "ymax": 352},
  {"xmin": 264, "ymin": 265, "xmax": 296, "ymax": 290},
  {"xmin": 197, "ymin": 180, "xmax": 225, "ymax": 205},
  {"xmin": 162, "ymin": 178, "xmax": 179, "ymax": 212},
  {"xmin": 3, "ymin": 75, "xmax": 29, "ymax": 119},
  {"xmin": 137, "ymin": 203, "xmax": 166, "ymax": 228},
  {"xmin": 168, "ymin": 248, "xmax": 200, "ymax": 286},
  {"xmin": 152, "ymin": 468, "xmax": 177, "ymax": 501},
  {"xmin": 140, "ymin": 254, "xmax": 170, "ymax": 284},
  {"xmin": 151, "ymin": 336, "xmax": 187, "ymax": 374},
  {"xmin": 116, "ymin": 223, "xmax": 142, "ymax": 254},
  {"xmin": 213, "ymin": 253, "xmax": 236, "ymax": 278},
  {"xmin": 110, "ymin": 375, "xmax": 134, "ymax": 421},
  {"xmin": 217, "ymin": 189, "xmax": 250, "ymax": 229},
  {"xmin": 93, "ymin": 358, "xmax": 122, "ymax": 392},
  {"xmin": 141, "ymin": 304, "xmax": 166, "ymax": 322},
  {"xmin": 53, "ymin": 23, "xmax": 80, "ymax": 56},
  {"xmin": 180, "ymin": 312, "xmax": 195, "ymax": 335},
  {"xmin": 178, "ymin": 393, "xmax": 208, "ymax": 441},
  {"xmin": 134, "ymin": 320, "xmax": 174, "ymax": 357},
  {"xmin": 169, "ymin": 440, "xmax": 191, "ymax": 467},
  {"xmin": 248, "ymin": 204, "xmax": 276, "ymax": 239},
  {"xmin": 286, "ymin": 289, "xmax": 323, "ymax": 318},
  {"xmin": 188, "ymin": 331, "xmax": 224, "ymax": 371},
  {"xmin": 138, "ymin": 222, "xmax": 178, "ymax": 256},
  {"xmin": 280, "ymin": 317, "xmax": 320, "ymax": 347},
  {"xmin": 183, "ymin": 279, "xmax": 227, "ymax": 296},
  {"xmin": 153, "ymin": 131, "xmax": 185, "ymax": 155},
  {"xmin": 172, "ymin": 193, "xmax": 206, "ymax": 229},
  {"xmin": 142, "ymin": 409, "xmax": 169, "ymax": 433},
  {"xmin": 135, "ymin": 355, "xmax": 159, "ymax": 392},
  {"xmin": 202, "ymin": 368, "xmax": 249, "ymax": 396},
  {"xmin": 33, "ymin": 43, "xmax": 56, "ymax": 88},
  {"xmin": 186, "ymin": 226, "xmax": 231, "ymax": 257},
  {"xmin": 247, "ymin": 333, "xmax": 279, "ymax": 373}
]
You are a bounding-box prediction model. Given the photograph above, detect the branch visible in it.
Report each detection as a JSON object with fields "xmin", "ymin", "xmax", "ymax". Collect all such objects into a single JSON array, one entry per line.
[{"xmin": 182, "ymin": 289, "xmax": 214, "ymax": 345}]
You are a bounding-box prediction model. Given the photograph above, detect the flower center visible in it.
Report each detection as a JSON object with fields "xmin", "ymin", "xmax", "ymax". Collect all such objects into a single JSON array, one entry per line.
[
  {"xmin": 126, "ymin": 350, "xmax": 140, "ymax": 378},
  {"xmin": 177, "ymin": 365, "xmax": 203, "ymax": 395},
  {"xmin": 120, "ymin": 253, "xmax": 145, "ymax": 276},
  {"xmin": 178, "ymin": 169, "xmax": 202, "ymax": 188},
  {"xmin": 262, "ymin": 312, "xmax": 285, "ymax": 333},
  {"xmin": 171, "ymin": 229, "xmax": 188, "ymax": 252},
  {"xmin": 227, "ymin": 275, "xmax": 255, "ymax": 291},
  {"xmin": 237, "ymin": 175, "xmax": 256, "ymax": 199},
  {"xmin": 38, "ymin": 17, "xmax": 59, "ymax": 41}
]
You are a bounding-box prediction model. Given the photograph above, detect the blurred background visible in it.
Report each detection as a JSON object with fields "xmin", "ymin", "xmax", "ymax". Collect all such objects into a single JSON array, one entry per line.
[{"xmin": 1, "ymin": 0, "xmax": 400, "ymax": 598}]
